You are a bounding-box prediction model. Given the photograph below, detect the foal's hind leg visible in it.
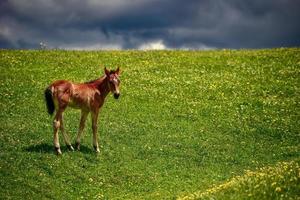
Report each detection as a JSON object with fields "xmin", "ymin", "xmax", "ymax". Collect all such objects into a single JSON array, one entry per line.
[
  {"xmin": 60, "ymin": 115, "xmax": 74, "ymax": 151},
  {"xmin": 91, "ymin": 109, "xmax": 100, "ymax": 153},
  {"xmin": 75, "ymin": 110, "xmax": 89, "ymax": 150},
  {"xmin": 53, "ymin": 110, "xmax": 63, "ymax": 155},
  {"xmin": 53, "ymin": 106, "xmax": 67, "ymax": 155}
]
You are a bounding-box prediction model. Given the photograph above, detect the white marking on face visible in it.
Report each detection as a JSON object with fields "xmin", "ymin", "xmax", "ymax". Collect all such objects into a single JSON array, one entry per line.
[{"xmin": 112, "ymin": 77, "xmax": 119, "ymax": 84}]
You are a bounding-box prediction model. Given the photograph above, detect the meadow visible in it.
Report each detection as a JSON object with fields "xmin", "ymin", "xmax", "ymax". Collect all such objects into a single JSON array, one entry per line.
[{"xmin": 0, "ymin": 48, "xmax": 299, "ymax": 199}]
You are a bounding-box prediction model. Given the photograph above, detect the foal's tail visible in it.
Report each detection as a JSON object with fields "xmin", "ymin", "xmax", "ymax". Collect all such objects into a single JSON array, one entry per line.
[{"xmin": 44, "ymin": 87, "xmax": 55, "ymax": 115}]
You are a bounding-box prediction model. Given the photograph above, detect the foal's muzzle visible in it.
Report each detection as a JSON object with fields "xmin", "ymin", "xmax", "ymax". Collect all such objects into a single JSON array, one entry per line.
[{"xmin": 114, "ymin": 93, "xmax": 120, "ymax": 99}]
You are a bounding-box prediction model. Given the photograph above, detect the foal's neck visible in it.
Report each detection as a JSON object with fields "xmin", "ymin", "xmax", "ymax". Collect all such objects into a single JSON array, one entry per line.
[{"xmin": 95, "ymin": 75, "xmax": 110, "ymax": 98}]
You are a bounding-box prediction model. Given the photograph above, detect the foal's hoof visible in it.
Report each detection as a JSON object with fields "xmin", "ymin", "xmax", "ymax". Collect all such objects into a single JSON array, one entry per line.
[
  {"xmin": 55, "ymin": 147, "xmax": 62, "ymax": 155},
  {"xmin": 67, "ymin": 144, "xmax": 74, "ymax": 151},
  {"xmin": 93, "ymin": 145, "xmax": 100, "ymax": 153},
  {"xmin": 75, "ymin": 142, "xmax": 80, "ymax": 151}
]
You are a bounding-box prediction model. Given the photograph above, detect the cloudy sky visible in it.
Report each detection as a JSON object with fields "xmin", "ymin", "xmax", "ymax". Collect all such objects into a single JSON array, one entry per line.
[{"xmin": 0, "ymin": 0, "xmax": 300, "ymax": 50}]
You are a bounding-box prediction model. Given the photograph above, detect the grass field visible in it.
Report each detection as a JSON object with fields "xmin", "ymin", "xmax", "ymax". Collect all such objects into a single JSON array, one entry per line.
[{"xmin": 0, "ymin": 48, "xmax": 299, "ymax": 199}]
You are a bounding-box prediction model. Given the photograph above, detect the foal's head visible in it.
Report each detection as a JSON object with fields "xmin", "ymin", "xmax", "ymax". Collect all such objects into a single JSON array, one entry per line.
[{"xmin": 105, "ymin": 67, "xmax": 121, "ymax": 99}]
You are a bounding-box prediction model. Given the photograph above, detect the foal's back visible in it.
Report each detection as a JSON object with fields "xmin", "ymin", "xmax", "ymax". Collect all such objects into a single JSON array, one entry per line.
[{"xmin": 50, "ymin": 79, "xmax": 101, "ymax": 110}]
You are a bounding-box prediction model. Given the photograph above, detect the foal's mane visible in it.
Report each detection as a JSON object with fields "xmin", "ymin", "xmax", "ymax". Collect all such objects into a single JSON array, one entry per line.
[
  {"xmin": 84, "ymin": 75, "xmax": 106, "ymax": 84},
  {"xmin": 84, "ymin": 70, "xmax": 117, "ymax": 84}
]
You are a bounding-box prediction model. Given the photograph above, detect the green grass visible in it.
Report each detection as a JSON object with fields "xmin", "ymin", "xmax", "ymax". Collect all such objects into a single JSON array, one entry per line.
[
  {"xmin": 0, "ymin": 48, "xmax": 299, "ymax": 199},
  {"xmin": 179, "ymin": 160, "xmax": 300, "ymax": 200}
]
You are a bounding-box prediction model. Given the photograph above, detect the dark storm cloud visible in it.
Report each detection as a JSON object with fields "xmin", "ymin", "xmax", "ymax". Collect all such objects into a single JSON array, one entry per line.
[{"xmin": 0, "ymin": 0, "xmax": 300, "ymax": 49}]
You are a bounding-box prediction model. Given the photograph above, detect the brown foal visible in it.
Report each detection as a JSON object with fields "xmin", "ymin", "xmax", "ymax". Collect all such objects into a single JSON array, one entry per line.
[{"xmin": 44, "ymin": 67, "xmax": 121, "ymax": 155}]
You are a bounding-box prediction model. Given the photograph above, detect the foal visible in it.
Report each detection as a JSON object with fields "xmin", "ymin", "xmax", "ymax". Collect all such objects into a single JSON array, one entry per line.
[{"xmin": 44, "ymin": 67, "xmax": 121, "ymax": 155}]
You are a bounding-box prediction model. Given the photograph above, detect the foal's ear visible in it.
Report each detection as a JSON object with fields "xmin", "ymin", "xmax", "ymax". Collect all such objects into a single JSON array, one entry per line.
[
  {"xmin": 104, "ymin": 67, "xmax": 110, "ymax": 76},
  {"xmin": 115, "ymin": 67, "xmax": 121, "ymax": 75}
]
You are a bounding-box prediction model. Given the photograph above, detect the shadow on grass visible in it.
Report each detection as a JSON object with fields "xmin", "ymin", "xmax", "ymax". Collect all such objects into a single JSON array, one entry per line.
[{"xmin": 24, "ymin": 143, "xmax": 94, "ymax": 154}]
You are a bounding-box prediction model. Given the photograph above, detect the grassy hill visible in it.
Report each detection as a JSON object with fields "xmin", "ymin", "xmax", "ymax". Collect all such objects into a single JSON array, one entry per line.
[
  {"xmin": 179, "ymin": 160, "xmax": 299, "ymax": 200},
  {"xmin": 0, "ymin": 48, "xmax": 299, "ymax": 199}
]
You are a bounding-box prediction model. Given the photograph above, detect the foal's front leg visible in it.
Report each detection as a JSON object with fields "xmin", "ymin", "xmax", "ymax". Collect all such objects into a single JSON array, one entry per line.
[{"xmin": 91, "ymin": 109, "xmax": 100, "ymax": 153}]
